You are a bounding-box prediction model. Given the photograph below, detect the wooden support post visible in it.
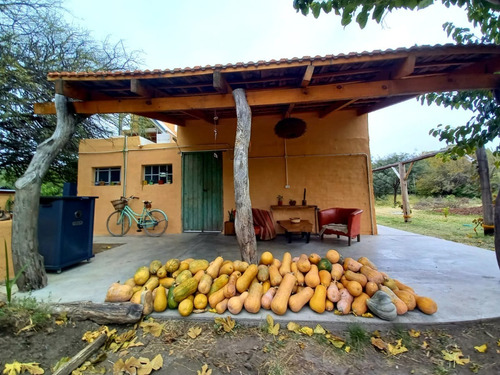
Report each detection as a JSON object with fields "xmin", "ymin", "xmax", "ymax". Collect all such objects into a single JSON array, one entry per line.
[
  {"xmin": 476, "ymin": 146, "xmax": 494, "ymax": 235},
  {"xmin": 398, "ymin": 162, "xmax": 411, "ymax": 222},
  {"xmin": 232, "ymin": 88, "xmax": 257, "ymax": 264}
]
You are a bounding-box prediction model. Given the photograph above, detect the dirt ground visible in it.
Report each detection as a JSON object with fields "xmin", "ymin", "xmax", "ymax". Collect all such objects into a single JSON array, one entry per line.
[{"xmin": 1, "ymin": 314, "xmax": 499, "ymax": 375}]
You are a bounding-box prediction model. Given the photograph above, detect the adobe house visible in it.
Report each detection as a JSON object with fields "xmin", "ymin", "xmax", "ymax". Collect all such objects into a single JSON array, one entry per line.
[{"xmin": 36, "ymin": 44, "xmax": 500, "ymax": 239}]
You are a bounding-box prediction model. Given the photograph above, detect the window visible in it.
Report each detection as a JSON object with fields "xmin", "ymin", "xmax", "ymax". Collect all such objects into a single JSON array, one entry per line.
[
  {"xmin": 94, "ymin": 167, "xmax": 121, "ymax": 185},
  {"xmin": 144, "ymin": 164, "xmax": 173, "ymax": 184}
]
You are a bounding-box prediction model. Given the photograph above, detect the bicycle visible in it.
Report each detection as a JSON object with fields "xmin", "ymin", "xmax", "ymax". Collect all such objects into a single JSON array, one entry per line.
[{"xmin": 106, "ymin": 196, "xmax": 168, "ymax": 237}]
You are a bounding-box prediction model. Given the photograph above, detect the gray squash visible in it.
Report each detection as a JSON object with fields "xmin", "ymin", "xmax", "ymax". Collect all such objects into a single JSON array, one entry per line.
[{"xmin": 366, "ymin": 290, "xmax": 397, "ymax": 321}]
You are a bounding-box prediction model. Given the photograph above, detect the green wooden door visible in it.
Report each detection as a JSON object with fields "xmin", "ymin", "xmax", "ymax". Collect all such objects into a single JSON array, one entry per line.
[{"xmin": 182, "ymin": 152, "xmax": 223, "ymax": 232}]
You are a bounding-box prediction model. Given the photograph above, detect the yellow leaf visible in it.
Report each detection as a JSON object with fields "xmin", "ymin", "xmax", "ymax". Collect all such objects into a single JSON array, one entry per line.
[
  {"xmin": 299, "ymin": 326, "xmax": 313, "ymax": 336},
  {"xmin": 371, "ymin": 337, "xmax": 388, "ymax": 351},
  {"xmin": 297, "ymin": 342, "xmax": 305, "ymax": 349},
  {"xmin": 266, "ymin": 314, "xmax": 274, "ymax": 328},
  {"xmin": 442, "ymin": 348, "xmax": 470, "ymax": 366},
  {"xmin": 52, "ymin": 357, "xmax": 70, "ymax": 373},
  {"xmin": 197, "ymin": 364, "xmax": 212, "ymax": 375},
  {"xmin": 344, "ymin": 346, "xmax": 351, "ymax": 353},
  {"xmin": 268, "ymin": 323, "xmax": 280, "ymax": 336},
  {"xmin": 208, "ymin": 308, "xmax": 217, "ymax": 313},
  {"xmin": 326, "ymin": 334, "xmax": 345, "ymax": 349},
  {"xmin": 497, "ymin": 339, "xmax": 500, "ymax": 347},
  {"xmin": 372, "ymin": 330, "xmax": 381, "ymax": 338},
  {"xmin": 150, "ymin": 354, "xmax": 163, "ymax": 371},
  {"xmin": 387, "ymin": 339, "xmax": 408, "ymax": 356},
  {"xmin": 313, "ymin": 324, "xmax": 326, "ymax": 335},
  {"xmin": 140, "ymin": 321, "xmax": 165, "ymax": 337},
  {"xmin": 214, "ymin": 316, "xmax": 235, "ymax": 333},
  {"xmin": 409, "ymin": 329, "xmax": 421, "ymax": 338},
  {"xmin": 421, "ymin": 341, "xmax": 429, "ymax": 349},
  {"xmin": 361, "ymin": 312, "xmax": 373, "ymax": 318},
  {"xmin": 287, "ymin": 322, "xmax": 301, "ymax": 332},
  {"xmin": 474, "ymin": 344, "xmax": 487, "ymax": 353},
  {"xmin": 3, "ymin": 361, "xmax": 23, "ymax": 375},
  {"xmin": 188, "ymin": 326, "xmax": 202, "ymax": 339},
  {"xmin": 3, "ymin": 361, "xmax": 44, "ymax": 375},
  {"xmin": 333, "ymin": 310, "xmax": 342, "ymax": 315}
]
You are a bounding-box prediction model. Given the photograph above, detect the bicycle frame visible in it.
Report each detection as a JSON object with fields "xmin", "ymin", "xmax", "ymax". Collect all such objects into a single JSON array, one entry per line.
[{"xmin": 119, "ymin": 205, "xmax": 157, "ymax": 229}]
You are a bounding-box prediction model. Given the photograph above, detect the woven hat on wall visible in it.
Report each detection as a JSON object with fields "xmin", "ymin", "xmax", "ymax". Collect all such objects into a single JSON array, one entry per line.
[{"xmin": 274, "ymin": 118, "xmax": 307, "ymax": 139}]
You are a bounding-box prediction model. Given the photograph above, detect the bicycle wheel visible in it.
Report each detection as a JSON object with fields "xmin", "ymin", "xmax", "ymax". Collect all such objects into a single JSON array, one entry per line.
[
  {"xmin": 106, "ymin": 210, "xmax": 131, "ymax": 237},
  {"xmin": 143, "ymin": 209, "xmax": 168, "ymax": 237}
]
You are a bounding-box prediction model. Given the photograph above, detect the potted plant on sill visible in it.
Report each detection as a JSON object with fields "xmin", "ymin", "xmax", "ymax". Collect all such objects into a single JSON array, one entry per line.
[{"xmin": 277, "ymin": 195, "xmax": 283, "ymax": 206}]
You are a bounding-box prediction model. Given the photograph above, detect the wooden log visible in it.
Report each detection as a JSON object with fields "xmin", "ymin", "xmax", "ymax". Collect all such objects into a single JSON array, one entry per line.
[
  {"xmin": 50, "ymin": 301, "xmax": 143, "ymax": 324},
  {"xmin": 52, "ymin": 333, "xmax": 107, "ymax": 375},
  {"xmin": 398, "ymin": 162, "xmax": 411, "ymax": 223},
  {"xmin": 476, "ymin": 146, "xmax": 494, "ymax": 235},
  {"xmin": 232, "ymin": 88, "xmax": 257, "ymax": 264}
]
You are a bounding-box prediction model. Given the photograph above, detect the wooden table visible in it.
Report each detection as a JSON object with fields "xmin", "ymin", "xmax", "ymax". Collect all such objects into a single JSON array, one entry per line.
[{"xmin": 277, "ymin": 220, "xmax": 313, "ymax": 243}]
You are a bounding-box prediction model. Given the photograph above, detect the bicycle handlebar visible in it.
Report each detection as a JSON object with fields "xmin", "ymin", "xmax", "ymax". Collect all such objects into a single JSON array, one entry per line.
[{"xmin": 120, "ymin": 195, "xmax": 139, "ymax": 200}]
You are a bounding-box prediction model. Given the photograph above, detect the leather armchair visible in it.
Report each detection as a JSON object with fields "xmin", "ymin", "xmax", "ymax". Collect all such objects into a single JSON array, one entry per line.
[{"xmin": 317, "ymin": 208, "xmax": 363, "ymax": 246}]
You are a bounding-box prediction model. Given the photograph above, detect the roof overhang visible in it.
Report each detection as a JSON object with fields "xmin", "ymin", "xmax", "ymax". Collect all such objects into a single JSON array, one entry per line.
[{"xmin": 34, "ymin": 44, "xmax": 500, "ymax": 125}]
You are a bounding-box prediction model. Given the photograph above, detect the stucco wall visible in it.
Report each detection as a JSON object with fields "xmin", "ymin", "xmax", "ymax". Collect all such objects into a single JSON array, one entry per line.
[
  {"xmin": 0, "ymin": 220, "xmax": 14, "ymax": 280},
  {"xmin": 0, "ymin": 191, "xmax": 14, "ymax": 212},
  {"xmin": 78, "ymin": 110, "xmax": 377, "ymax": 236}
]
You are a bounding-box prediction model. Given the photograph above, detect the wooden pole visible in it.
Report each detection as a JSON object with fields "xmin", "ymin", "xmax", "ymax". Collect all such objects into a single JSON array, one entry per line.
[
  {"xmin": 232, "ymin": 88, "xmax": 257, "ymax": 264},
  {"xmin": 398, "ymin": 162, "xmax": 411, "ymax": 222},
  {"xmin": 475, "ymin": 146, "xmax": 494, "ymax": 235}
]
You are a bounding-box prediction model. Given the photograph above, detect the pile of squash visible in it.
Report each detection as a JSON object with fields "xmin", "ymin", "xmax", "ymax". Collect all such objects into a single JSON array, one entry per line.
[{"xmin": 104, "ymin": 250, "xmax": 437, "ymax": 321}]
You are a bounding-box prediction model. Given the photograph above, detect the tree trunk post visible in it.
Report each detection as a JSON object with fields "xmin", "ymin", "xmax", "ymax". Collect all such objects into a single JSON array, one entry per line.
[
  {"xmin": 495, "ymin": 187, "xmax": 499, "ymax": 269},
  {"xmin": 232, "ymin": 88, "xmax": 257, "ymax": 264},
  {"xmin": 475, "ymin": 146, "xmax": 494, "ymax": 236},
  {"xmin": 12, "ymin": 94, "xmax": 78, "ymax": 291},
  {"xmin": 398, "ymin": 162, "xmax": 411, "ymax": 222}
]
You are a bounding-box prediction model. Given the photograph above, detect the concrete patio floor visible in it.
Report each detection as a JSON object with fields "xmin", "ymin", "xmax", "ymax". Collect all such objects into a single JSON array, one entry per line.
[{"xmin": 21, "ymin": 226, "xmax": 500, "ymax": 329}]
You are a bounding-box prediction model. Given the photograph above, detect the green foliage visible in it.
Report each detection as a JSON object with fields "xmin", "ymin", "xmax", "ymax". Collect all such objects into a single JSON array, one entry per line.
[
  {"xmin": 3, "ymin": 239, "xmax": 27, "ymax": 304},
  {"xmin": 346, "ymin": 323, "xmax": 370, "ymax": 351},
  {"xmin": 0, "ymin": 295, "xmax": 52, "ymax": 332}
]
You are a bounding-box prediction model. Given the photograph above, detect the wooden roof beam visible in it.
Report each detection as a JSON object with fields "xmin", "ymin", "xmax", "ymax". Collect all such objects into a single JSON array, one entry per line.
[
  {"xmin": 283, "ymin": 103, "xmax": 295, "ymax": 118},
  {"xmin": 180, "ymin": 110, "xmax": 214, "ymax": 124},
  {"xmin": 130, "ymin": 79, "xmax": 165, "ymax": 98},
  {"xmin": 301, "ymin": 65, "xmax": 315, "ymax": 88},
  {"xmin": 213, "ymin": 71, "xmax": 233, "ymax": 94},
  {"xmin": 356, "ymin": 95, "xmax": 416, "ymax": 116},
  {"xmin": 319, "ymin": 99, "xmax": 357, "ymax": 118},
  {"xmin": 392, "ymin": 55, "xmax": 416, "ymax": 79},
  {"xmin": 35, "ymin": 73, "xmax": 500, "ymax": 115},
  {"xmin": 133, "ymin": 112, "xmax": 186, "ymax": 126}
]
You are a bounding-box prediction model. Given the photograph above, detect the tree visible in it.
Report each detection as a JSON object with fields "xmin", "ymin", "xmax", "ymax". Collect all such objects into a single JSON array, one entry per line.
[
  {"xmin": 293, "ymin": 0, "xmax": 500, "ymax": 266},
  {"xmin": 0, "ymin": 0, "xmax": 141, "ymax": 186},
  {"xmin": 372, "ymin": 153, "xmax": 415, "ymax": 204},
  {"xmin": 1, "ymin": 0, "xmax": 141, "ymax": 290}
]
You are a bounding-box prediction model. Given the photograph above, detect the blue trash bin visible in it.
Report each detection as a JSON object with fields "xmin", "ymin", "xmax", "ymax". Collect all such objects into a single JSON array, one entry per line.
[{"xmin": 38, "ymin": 196, "xmax": 97, "ymax": 272}]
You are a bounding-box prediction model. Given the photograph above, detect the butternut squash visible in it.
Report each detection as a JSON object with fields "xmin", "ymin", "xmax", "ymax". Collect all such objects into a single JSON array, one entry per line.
[
  {"xmin": 343, "ymin": 257, "xmax": 363, "ymax": 272},
  {"xmin": 156, "ymin": 266, "xmax": 167, "ymax": 279},
  {"xmin": 233, "ymin": 260, "xmax": 249, "ymax": 273},
  {"xmin": 223, "ymin": 271, "xmax": 240, "ymax": 298},
  {"xmin": 271, "ymin": 273, "xmax": 297, "ymax": 315},
  {"xmin": 268, "ymin": 264, "xmax": 283, "ymax": 287},
  {"xmin": 344, "ymin": 270, "xmax": 367, "ymax": 287},
  {"xmin": 261, "ymin": 287, "xmax": 276, "ymax": 310},
  {"xmin": 236, "ymin": 264, "xmax": 258, "ymax": 293},
  {"xmin": 141, "ymin": 289, "xmax": 154, "ymax": 315},
  {"xmin": 219, "ymin": 262, "xmax": 235, "ymax": 276},
  {"xmin": 208, "ymin": 288, "xmax": 226, "ymax": 308},
  {"xmin": 134, "ymin": 266, "xmax": 150, "ymax": 286},
  {"xmin": 124, "ymin": 278, "xmax": 136, "ymax": 288},
  {"xmin": 309, "ymin": 284, "xmax": 327, "ymax": 314},
  {"xmin": 325, "ymin": 299, "xmax": 334, "ymax": 311},
  {"xmin": 357, "ymin": 256, "xmax": 378, "ymax": 270},
  {"xmin": 288, "ymin": 286, "xmax": 314, "ymax": 313},
  {"xmin": 416, "ymin": 296, "xmax": 438, "ymax": 315},
  {"xmin": 257, "ymin": 265, "xmax": 270, "ymax": 282},
  {"xmin": 193, "ymin": 270, "xmax": 205, "ymax": 282},
  {"xmin": 178, "ymin": 298, "xmax": 194, "ymax": 316},
  {"xmin": 308, "ymin": 253, "xmax": 321, "ymax": 265},
  {"xmin": 227, "ymin": 292, "xmax": 248, "ymax": 314},
  {"xmin": 394, "ymin": 289, "xmax": 417, "ymax": 311},
  {"xmin": 394, "ymin": 279, "xmax": 417, "ymax": 295},
  {"xmin": 319, "ymin": 270, "xmax": 332, "ymax": 286},
  {"xmin": 379, "ymin": 285, "xmax": 408, "ymax": 315},
  {"xmin": 259, "ymin": 251, "xmax": 274, "ymax": 265},
  {"xmin": 206, "ymin": 256, "xmax": 224, "ymax": 279},
  {"xmin": 189, "ymin": 259, "xmax": 210, "ymax": 274},
  {"xmin": 262, "ymin": 280, "xmax": 271, "ymax": 294},
  {"xmin": 105, "ymin": 283, "xmax": 134, "ymax": 302},
  {"xmin": 365, "ymin": 281, "xmax": 379, "ymax": 297},
  {"xmin": 296, "ymin": 254, "xmax": 311, "ymax": 273},
  {"xmin": 290, "ymin": 262, "xmax": 305, "ymax": 286},
  {"xmin": 149, "ymin": 260, "xmax": 163, "ymax": 275},
  {"xmin": 153, "ymin": 285, "xmax": 168, "ymax": 312},
  {"xmin": 351, "ymin": 292, "xmax": 370, "ymax": 315},
  {"xmin": 336, "ymin": 288, "xmax": 354, "ymax": 315},
  {"xmin": 198, "ymin": 274, "xmax": 213, "ymax": 295},
  {"xmin": 215, "ymin": 298, "xmax": 229, "ymax": 314},
  {"xmin": 208, "ymin": 274, "xmax": 230, "ymax": 296},
  {"xmin": 346, "ymin": 280, "xmax": 363, "ymax": 297},
  {"xmin": 326, "ymin": 249, "xmax": 340, "ymax": 264},
  {"xmin": 326, "ymin": 282, "xmax": 341, "ymax": 303},
  {"xmin": 304, "ymin": 264, "xmax": 320, "ymax": 288},
  {"xmin": 144, "ymin": 276, "xmax": 159, "ymax": 291},
  {"xmin": 359, "ymin": 266, "xmax": 385, "ymax": 285},
  {"xmin": 272, "ymin": 258, "xmax": 281, "ymax": 269},
  {"xmin": 279, "ymin": 252, "xmax": 292, "ymax": 276},
  {"xmin": 330, "ymin": 263, "xmax": 344, "ymax": 281},
  {"xmin": 244, "ymin": 282, "xmax": 263, "ymax": 313}
]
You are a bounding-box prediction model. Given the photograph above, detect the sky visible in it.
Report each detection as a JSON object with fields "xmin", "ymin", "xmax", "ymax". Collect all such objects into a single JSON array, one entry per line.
[{"xmin": 63, "ymin": 0, "xmax": 494, "ymax": 159}]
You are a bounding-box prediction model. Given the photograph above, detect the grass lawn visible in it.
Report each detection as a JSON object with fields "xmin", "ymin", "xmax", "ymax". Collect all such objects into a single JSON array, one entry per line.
[{"xmin": 376, "ymin": 205, "xmax": 495, "ymax": 251}]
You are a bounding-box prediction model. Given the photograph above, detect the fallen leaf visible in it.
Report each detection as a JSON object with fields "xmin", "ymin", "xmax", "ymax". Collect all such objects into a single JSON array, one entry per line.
[
  {"xmin": 313, "ymin": 324, "xmax": 326, "ymax": 335},
  {"xmin": 140, "ymin": 321, "xmax": 165, "ymax": 337},
  {"xmin": 474, "ymin": 344, "xmax": 487, "ymax": 353},
  {"xmin": 3, "ymin": 361, "xmax": 44, "ymax": 375},
  {"xmin": 188, "ymin": 326, "xmax": 202, "ymax": 339},
  {"xmin": 208, "ymin": 308, "xmax": 217, "ymax": 313},
  {"xmin": 51, "ymin": 357, "xmax": 70, "ymax": 372},
  {"xmin": 469, "ymin": 362, "xmax": 481, "ymax": 373},
  {"xmin": 299, "ymin": 326, "xmax": 313, "ymax": 336},
  {"xmin": 371, "ymin": 337, "xmax": 388, "ymax": 351},
  {"xmin": 326, "ymin": 334, "xmax": 345, "ymax": 349},
  {"xmin": 214, "ymin": 316, "xmax": 235, "ymax": 333},
  {"xmin": 344, "ymin": 346, "xmax": 351, "ymax": 353},
  {"xmin": 372, "ymin": 330, "xmax": 381, "ymax": 338},
  {"xmin": 297, "ymin": 342, "xmax": 305, "ymax": 349},
  {"xmin": 497, "ymin": 339, "xmax": 500, "ymax": 347},
  {"xmin": 361, "ymin": 312, "xmax": 374, "ymax": 318},
  {"xmin": 421, "ymin": 341, "xmax": 429, "ymax": 349},
  {"xmin": 287, "ymin": 322, "xmax": 301, "ymax": 332},
  {"xmin": 442, "ymin": 348, "xmax": 470, "ymax": 366},
  {"xmin": 197, "ymin": 364, "xmax": 212, "ymax": 375},
  {"xmin": 387, "ymin": 339, "xmax": 408, "ymax": 356},
  {"xmin": 150, "ymin": 355, "xmax": 163, "ymax": 371},
  {"xmin": 333, "ymin": 310, "xmax": 342, "ymax": 315},
  {"xmin": 409, "ymin": 329, "xmax": 421, "ymax": 338},
  {"xmin": 268, "ymin": 322, "xmax": 280, "ymax": 336}
]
